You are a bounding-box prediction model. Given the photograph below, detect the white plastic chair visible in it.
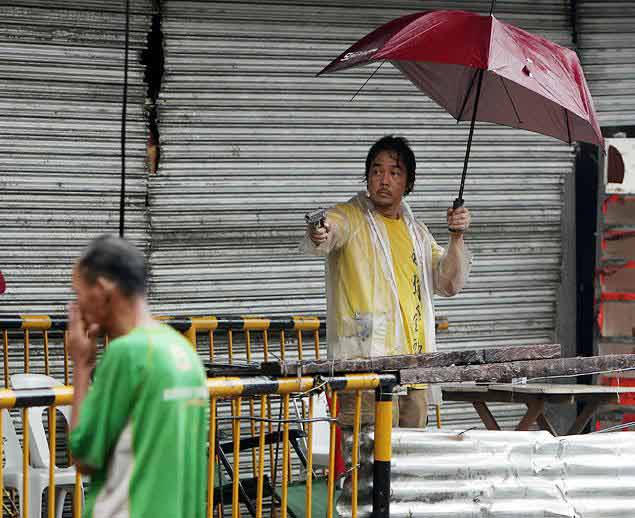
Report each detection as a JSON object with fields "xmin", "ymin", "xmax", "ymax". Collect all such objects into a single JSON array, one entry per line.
[
  {"xmin": 3, "ymin": 409, "xmax": 63, "ymax": 518},
  {"xmin": 295, "ymin": 391, "xmax": 331, "ymax": 467},
  {"xmin": 10, "ymin": 373, "xmax": 83, "ymax": 518}
]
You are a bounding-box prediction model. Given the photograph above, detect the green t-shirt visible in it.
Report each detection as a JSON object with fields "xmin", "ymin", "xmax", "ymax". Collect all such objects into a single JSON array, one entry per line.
[{"xmin": 70, "ymin": 324, "xmax": 208, "ymax": 518}]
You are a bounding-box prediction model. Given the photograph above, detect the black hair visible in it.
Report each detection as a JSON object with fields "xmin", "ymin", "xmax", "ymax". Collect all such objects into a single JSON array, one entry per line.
[
  {"xmin": 365, "ymin": 135, "xmax": 416, "ymax": 195},
  {"xmin": 78, "ymin": 235, "xmax": 147, "ymax": 297}
]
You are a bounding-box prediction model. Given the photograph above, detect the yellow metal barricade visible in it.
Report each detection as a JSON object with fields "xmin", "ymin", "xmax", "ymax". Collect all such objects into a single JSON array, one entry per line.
[
  {"xmin": 0, "ymin": 315, "xmax": 402, "ymax": 518},
  {"xmin": 0, "ymin": 371, "xmax": 394, "ymax": 518}
]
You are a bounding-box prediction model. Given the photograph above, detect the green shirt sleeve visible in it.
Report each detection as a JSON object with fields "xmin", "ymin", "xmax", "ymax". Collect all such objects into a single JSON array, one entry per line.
[{"xmin": 70, "ymin": 337, "xmax": 142, "ymax": 470}]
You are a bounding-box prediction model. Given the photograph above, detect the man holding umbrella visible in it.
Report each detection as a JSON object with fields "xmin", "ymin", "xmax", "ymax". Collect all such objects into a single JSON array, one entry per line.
[
  {"xmin": 302, "ymin": 135, "xmax": 472, "ymax": 432},
  {"xmin": 310, "ymin": 4, "xmax": 603, "ymax": 434}
]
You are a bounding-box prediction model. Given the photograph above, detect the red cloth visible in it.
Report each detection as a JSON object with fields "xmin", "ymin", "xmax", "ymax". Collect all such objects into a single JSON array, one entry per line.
[
  {"xmin": 0, "ymin": 271, "xmax": 5, "ymax": 294},
  {"xmin": 325, "ymin": 393, "xmax": 346, "ymax": 478}
]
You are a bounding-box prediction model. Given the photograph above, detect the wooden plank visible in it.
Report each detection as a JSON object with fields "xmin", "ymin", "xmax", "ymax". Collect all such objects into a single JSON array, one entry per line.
[
  {"xmin": 441, "ymin": 384, "xmax": 490, "ymax": 394},
  {"xmin": 487, "ymin": 383, "xmax": 635, "ymax": 395},
  {"xmin": 567, "ymin": 401, "xmax": 605, "ymax": 435},
  {"xmin": 400, "ymin": 354, "xmax": 635, "ymax": 384},
  {"xmin": 472, "ymin": 401, "xmax": 501, "ymax": 431},
  {"xmin": 515, "ymin": 401, "xmax": 545, "ymax": 431},
  {"xmin": 260, "ymin": 344, "xmax": 561, "ymax": 376},
  {"xmin": 536, "ymin": 413, "xmax": 558, "ymax": 436}
]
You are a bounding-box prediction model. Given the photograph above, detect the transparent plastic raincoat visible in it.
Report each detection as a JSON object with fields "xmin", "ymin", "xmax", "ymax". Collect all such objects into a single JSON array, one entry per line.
[{"xmin": 302, "ymin": 192, "xmax": 472, "ymax": 406}]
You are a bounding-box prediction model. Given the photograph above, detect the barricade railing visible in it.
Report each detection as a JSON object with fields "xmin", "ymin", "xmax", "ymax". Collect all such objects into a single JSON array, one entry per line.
[
  {"xmin": 0, "ymin": 372, "xmax": 397, "ymax": 518},
  {"xmin": 0, "ymin": 315, "xmax": 327, "ymax": 388},
  {"xmin": 0, "ymin": 314, "xmax": 447, "ymax": 385},
  {"xmin": 0, "ymin": 314, "xmax": 448, "ymax": 517}
]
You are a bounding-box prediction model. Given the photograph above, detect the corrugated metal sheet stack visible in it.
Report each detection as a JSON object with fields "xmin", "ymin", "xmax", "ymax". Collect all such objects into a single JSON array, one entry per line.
[
  {"xmin": 337, "ymin": 428, "xmax": 635, "ymax": 517},
  {"xmin": 0, "ymin": 0, "xmax": 153, "ymax": 314},
  {"xmin": 152, "ymin": 0, "xmax": 575, "ymax": 427}
]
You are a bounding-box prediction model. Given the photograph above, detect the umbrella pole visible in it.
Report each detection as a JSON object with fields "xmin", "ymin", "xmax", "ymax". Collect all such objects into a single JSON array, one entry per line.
[{"xmin": 453, "ymin": 68, "xmax": 485, "ymax": 212}]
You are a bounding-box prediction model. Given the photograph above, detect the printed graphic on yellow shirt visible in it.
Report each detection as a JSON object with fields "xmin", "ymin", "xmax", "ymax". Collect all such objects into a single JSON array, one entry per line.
[{"xmin": 411, "ymin": 249, "xmax": 424, "ymax": 353}]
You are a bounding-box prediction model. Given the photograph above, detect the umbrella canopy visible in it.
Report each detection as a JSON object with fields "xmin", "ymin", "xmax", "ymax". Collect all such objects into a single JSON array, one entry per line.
[
  {"xmin": 0, "ymin": 271, "xmax": 5, "ymax": 295},
  {"xmin": 318, "ymin": 10, "xmax": 604, "ymax": 207}
]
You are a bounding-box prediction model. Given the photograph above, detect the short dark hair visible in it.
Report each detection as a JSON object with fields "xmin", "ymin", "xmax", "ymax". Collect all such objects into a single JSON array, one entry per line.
[
  {"xmin": 78, "ymin": 235, "xmax": 147, "ymax": 297},
  {"xmin": 365, "ymin": 135, "xmax": 416, "ymax": 195}
]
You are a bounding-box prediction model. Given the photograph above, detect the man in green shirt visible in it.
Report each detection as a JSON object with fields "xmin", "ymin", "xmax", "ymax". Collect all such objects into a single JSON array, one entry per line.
[{"xmin": 68, "ymin": 235, "xmax": 208, "ymax": 518}]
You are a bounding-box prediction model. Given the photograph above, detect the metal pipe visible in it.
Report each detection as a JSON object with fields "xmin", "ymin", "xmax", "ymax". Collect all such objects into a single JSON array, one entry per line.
[
  {"xmin": 0, "ymin": 408, "xmax": 4, "ymax": 518},
  {"xmin": 305, "ymin": 394, "xmax": 314, "ymax": 518},
  {"xmin": 206, "ymin": 397, "xmax": 217, "ymax": 518},
  {"xmin": 44, "ymin": 330, "xmax": 50, "ymax": 376},
  {"xmin": 24, "ymin": 329, "xmax": 29, "ymax": 373},
  {"xmin": 118, "ymin": 0, "xmax": 130, "ymax": 237},
  {"xmin": 352, "ymin": 390, "xmax": 362, "ymax": 518},
  {"xmin": 48, "ymin": 407, "xmax": 56, "ymax": 518},
  {"xmin": 63, "ymin": 331, "xmax": 69, "ymax": 385},
  {"xmin": 280, "ymin": 329, "xmax": 286, "ymax": 361},
  {"xmin": 22, "ymin": 409, "xmax": 29, "ymax": 518},
  {"xmin": 246, "ymin": 330, "xmax": 257, "ymax": 476},
  {"xmin": 231, "ymin": 397, "xmax": 241, "ymax": 518},
  {"xmin": 372, "ymin": 386, "xmax": 394, "ymax": 518},
  {"xmin": 313, "ymin": 329, "xmax": 320, "ymax": 359},
  {"xmin": 281, "ymin": 394, "xmax": 290, "ymax": 518},
  {"xmin": 74, "ymin": 467, "xmax": 82, "ymax": 518},
  {"xmin": 327, "ymin": 391, "xmax": 338, "ymax": 518},
  {"xmin": 256, "ymin": 395, "xmax": 266, "ymax": 518},
  {"xmin": 3, "ymin": 329, "xmax": 9, "ymax": 388}
]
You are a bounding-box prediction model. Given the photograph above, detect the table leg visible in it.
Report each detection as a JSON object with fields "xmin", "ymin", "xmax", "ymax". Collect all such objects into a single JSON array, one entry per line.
[
  {"xmin": 515, "ymin": 401, "xmax": 545, "ymax": 431},
  {"xmin": 567, "ymin": 401, "xmax": 602, "ymax": 435},
  {"xmin": 536, "ymin": 413, "xmax": 558, "ymax": 436},
  {"xmin": 472, "ymin": 401, "xmax": 501, "ymax": 431}
]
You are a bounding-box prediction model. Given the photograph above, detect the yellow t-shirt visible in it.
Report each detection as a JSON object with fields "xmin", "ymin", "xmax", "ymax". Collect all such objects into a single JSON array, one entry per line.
[{"xmin": 378, "ymin": 214, "xmax": 425, "ymax": 354}]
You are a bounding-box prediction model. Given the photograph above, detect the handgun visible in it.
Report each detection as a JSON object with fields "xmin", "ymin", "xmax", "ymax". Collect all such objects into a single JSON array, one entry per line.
[{"xmin": 305, "ymin": 208, "xmax": 326, "ymax": 229}]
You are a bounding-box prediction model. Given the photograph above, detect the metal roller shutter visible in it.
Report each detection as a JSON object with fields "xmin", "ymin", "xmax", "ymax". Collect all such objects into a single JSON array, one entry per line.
[
  {"xmin": 576, "ymin": 1, "xmax": 635, "ymax": 127},
  {"xmin": 0, "ymin": 0, "xmax": 153, "ymax": 314}
]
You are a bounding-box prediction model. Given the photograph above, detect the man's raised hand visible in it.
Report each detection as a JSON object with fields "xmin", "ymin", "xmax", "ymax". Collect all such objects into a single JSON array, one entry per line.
[
  {"xmin": 447, "ymin": 206, "xmax": 471, "ymax": 235},
  {"xmin": 68, "ymin": 302, "xmax": 99, "ymax": 367}
]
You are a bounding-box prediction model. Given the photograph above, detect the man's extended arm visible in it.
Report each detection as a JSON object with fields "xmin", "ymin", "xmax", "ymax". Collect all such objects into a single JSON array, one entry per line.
[
  {"xmin": 300, "ymin": 206, "xmax": 351, "ymax": 256},
  {"xmin": 434, "ymin": 207, "xmax": 472, "ymax": 296}
]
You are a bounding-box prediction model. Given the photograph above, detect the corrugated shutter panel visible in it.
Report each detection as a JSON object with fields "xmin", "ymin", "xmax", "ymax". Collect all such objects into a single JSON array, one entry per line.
[
  {"xmin": 152, "ymin": 0, "xmax": 575, "ymax": 428},
  {"xmin": 577, "ymin": 1, "xmax": 635, "ymax": 126},
  {"xmin": 0, "ymin": 0, "xmax": 153, "ymax": 314}
]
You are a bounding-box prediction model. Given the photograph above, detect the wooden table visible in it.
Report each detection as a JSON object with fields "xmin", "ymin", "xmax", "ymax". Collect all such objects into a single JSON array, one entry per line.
[{"xmin": 442, "ymin": 383, "xmax": 635, "ymax": 435}]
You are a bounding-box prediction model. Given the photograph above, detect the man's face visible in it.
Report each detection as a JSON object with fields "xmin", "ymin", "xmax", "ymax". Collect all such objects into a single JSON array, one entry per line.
[
  {"xmin": 72, "ymin": 265, "xmax": 109, "ymax": 332},
  {"xmin": 367, "ymin": 150, "xmax": 408, "ymax": 210}
]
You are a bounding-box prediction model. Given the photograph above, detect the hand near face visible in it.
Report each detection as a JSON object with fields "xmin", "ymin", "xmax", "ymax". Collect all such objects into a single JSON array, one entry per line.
[
  {"xmin": 68, "ymin": 302, "xmax": 99, "ymax": 368},
  {"xmin": 447, "ymin": 206, "xmax": 471, "ymax": 234}
]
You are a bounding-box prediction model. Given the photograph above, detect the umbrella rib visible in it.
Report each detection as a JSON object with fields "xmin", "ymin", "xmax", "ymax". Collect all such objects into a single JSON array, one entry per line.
[
  {"xmin": 564, "ymin": 107, "xmax": 572, "ymax": 144},
  {"xmin": 499, "ymin": 76, "xmax": 522, "ymax": 124},
  {"xmin": 349, "ymin": 60, "xmax": 385, "ymax": 102},
  {"xmin": 457, "ymin": 68, "xmax": 480, "ymax": 123}
]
